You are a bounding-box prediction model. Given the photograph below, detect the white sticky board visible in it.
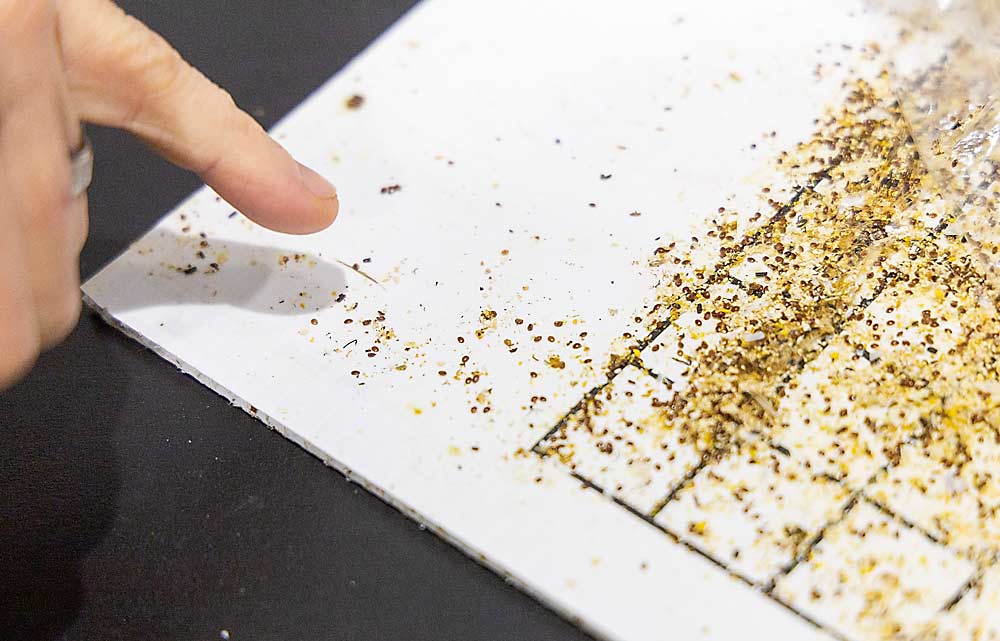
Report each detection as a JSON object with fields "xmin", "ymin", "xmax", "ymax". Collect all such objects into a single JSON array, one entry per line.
[{"xmin": 83, "ymin": 2, "xmax": 914, "ymax": 640}]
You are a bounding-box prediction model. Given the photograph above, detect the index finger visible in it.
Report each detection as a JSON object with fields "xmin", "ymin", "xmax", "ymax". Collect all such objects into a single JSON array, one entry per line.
[{"xmin": 59, "ymin": 0, "xmax": 338, "ymax": 235}]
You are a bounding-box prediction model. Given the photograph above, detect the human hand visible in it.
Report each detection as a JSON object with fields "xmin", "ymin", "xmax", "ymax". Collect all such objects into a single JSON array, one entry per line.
[{"xmin": 0, "ymin": 0, "xmax": 339, "ymax": 388}]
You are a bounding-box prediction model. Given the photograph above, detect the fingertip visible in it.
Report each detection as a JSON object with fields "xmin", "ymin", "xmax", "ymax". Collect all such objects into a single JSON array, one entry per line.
[
  {"xmin": 297, "ymin": 162, "xmax": 337, "ymax": 200},
  {"xmin": 294, "ymin": 161, "xmax": 339, "ymax": 232},
  {"xmin": 214, "ymin": 177, "xmax": 339, "ymax": 236},
  {"xmin": 272, "ymin": 192, "xmax": 338, "ymax": 235},
  {"xmin": 317, "ymin": 187, "xmax": 340, "ymax": 229},
  {"xmin": 234, "ymin": 185, "xmax": 338, "ymax": 235},
  {"xmin": 251, "ymin": 157, "xmax": 339, "ymax": 234},
  {"xmin": 316, "ymin": 189, "xmax": 340, "ymax": 229},
  {"xmin": 196, "ymin": 141, "xmax": 339, "ymax": 235}
]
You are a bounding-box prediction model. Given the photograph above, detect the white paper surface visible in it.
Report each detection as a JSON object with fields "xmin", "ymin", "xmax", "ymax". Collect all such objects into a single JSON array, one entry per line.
[{"xmin": 83, "ymin": 2, "xmax": 993, "ymax": 640}]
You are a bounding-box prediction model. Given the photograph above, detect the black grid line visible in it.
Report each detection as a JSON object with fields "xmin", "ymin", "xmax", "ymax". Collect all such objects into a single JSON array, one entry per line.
[
  {"xmin": 646, "ymin": 452, "xmax": 720, "ymax": 519},
  {"xmin": 762, "ymin": 493, "xmax": 862, "ymax": 594},
  {"xmin": 860, "ymin": 493, "xmax": 947, "ymax": 547},
  {"xmin": 942, "ymin": 565, "xmax": 987, "ymax": 612}
]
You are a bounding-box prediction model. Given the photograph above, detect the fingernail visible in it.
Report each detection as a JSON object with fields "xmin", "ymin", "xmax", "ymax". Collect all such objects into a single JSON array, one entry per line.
[{"xmin": 297, "ymin": 162, "xmax": 338, "ymax": 200}]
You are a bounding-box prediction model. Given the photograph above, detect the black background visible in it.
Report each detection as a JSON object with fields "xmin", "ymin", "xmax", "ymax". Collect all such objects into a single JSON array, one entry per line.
[{"xmin": 0, "ymin": 2, "xmax": 592, "ymax": 640}]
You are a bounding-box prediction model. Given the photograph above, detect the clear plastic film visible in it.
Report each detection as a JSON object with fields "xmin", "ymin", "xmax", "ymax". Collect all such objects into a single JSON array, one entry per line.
[
  {"xmin": 870, "ymin": 0, "xmax": 1000, "ymax": 284},
  {"xmin": 879, "ymin": 1, "xmax": 1000, "ymax": 210}
]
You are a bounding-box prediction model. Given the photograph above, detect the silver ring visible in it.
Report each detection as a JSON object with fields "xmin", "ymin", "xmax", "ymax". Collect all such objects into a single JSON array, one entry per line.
[{"xmin": 69, "ymin": 131, "xmax": 93, "ymax": 199}]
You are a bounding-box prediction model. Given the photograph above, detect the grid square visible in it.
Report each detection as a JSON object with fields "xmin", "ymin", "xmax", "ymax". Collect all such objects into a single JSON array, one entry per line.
[
  {"xmin": 774, "ymin": 500, "xmax": 976, "ymax": 641},
  {"xmin": 868, "ymin": 410, "xmax": 1000, "ymax": 559},
  {"xmin": 654, "ymin": 433, "xmax": 851, "ymax": 584},
  {"xmin": 536, "ymin": 365, "xmax": 708, "ymax": 514},
  {"xmin": 771, "ymin": 334, "xmax": 928, "ymax": 489},
  {"xmin": 918, "ymin": 564, "xmax": 1000, "ymax": 641}
]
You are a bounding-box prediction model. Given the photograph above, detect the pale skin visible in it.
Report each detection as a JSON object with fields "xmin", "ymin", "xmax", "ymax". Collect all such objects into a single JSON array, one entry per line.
[{"xmin": 0, "ymin": 0, "xmax": 339, "ymax": 389}]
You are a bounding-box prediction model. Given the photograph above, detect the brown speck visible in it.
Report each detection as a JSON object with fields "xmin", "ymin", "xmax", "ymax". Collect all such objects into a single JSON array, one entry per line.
[{"xmin": 346, "ymin": 94, "xmax": 365, "ymax": 109}]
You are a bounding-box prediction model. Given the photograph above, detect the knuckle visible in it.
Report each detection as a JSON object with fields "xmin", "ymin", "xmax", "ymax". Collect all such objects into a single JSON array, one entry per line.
[
  {"xmin": 233, "ymin": 107, "xmax": 265, "ymax": 138},
  {"xmin": 121, "ymin": 17, "xmax": 188, "ymax": 99},
  {"xmin": 196, "ymin": 98, "xmax": 260, "ymax": 176},
  {"xmin": 213, "ymin": 87, "xmax": 260, "ymax": 140},
  {"xmin": 95, "ymin": 14, "xmax": 191, "ymax": 131},
  {"xmin": 227, "ymin": 107, "xmax": 265, "ymax": 148}
]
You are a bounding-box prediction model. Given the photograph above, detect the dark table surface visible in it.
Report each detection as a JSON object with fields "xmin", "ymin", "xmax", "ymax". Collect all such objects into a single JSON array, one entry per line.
[{"xmin": 0, "ymin": 2, "xmax": 592, "ymax": 640}]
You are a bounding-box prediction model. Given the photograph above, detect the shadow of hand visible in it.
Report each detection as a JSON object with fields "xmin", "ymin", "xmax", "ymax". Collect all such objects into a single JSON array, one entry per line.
[{"xmin": 92, "ymin": 230, "xmax": 358, "ymax": 317}]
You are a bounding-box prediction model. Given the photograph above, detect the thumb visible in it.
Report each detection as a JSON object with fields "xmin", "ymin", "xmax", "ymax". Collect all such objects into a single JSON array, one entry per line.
[{"xmin": 57, "ymin": 0, "xmax": 338, "ymax": 234}]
